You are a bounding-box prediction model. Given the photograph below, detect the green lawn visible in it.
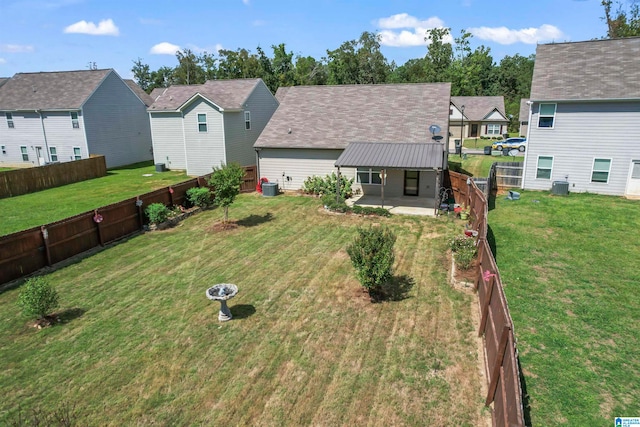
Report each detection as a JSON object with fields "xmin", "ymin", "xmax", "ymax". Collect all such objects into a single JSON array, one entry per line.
[
  {"xmin": 489, "ymin": 191, "xmax": 640, "ymax": 426},
  {"xmin": 449, "ymin": 154, "xmax": 524, "ymax": 178},
  {"xmin": 0, "ymin": 194, "xmax": 487, "ymax": 426},
  {"xmin": 0, "ymin": 162, "xmax": 188, "ymax": 236},
  {"xmin": 0, "ymin": 167, "xmax": 13, "ymax": 172}
]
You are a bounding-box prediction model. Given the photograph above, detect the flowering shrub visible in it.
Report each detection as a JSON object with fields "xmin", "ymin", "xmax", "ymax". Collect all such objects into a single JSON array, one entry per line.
[{"xmin": 449, "ymin": 235, "xmax": 477, "ymax": 270}]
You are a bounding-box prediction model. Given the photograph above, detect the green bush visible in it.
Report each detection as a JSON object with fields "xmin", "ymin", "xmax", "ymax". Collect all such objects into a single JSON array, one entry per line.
[
  {"xmin": 351, "ymin": 205, "xmax": 392, "ymax": 217},
  {"xmin": 347, "ymin": 226, "xmax": 396, "ymax": 292},
  {"xmin": 303, "ymin": 173, "xmax": 353, "ymax": 199},
  {"xmin": 186, "ymin": 187, "xmax": 212, "ymax": 208},
  {"xmin": 145, "ymin": 203, "xmax": 170, "ymax": 224},
  {"xmin": 496, "ymin": 136, "xmax": 503, "ymax": 140},
  {"xmin": 450, "ymin": 235, "xmax": 477, "ymax": 270},
  {"xmin": 17, "ymin": 277, "xmax": 59, "ymax": 320},
  {"xmin": 322, "ymin": 193, "xmax": 348, "ymax": 213}
]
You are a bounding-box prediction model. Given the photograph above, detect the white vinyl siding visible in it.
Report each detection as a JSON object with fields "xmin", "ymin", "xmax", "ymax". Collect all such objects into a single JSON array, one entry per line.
[
  {"xmin": 538, "ymin": 103, "xmax": 556, "ymax": 128},
  {"xmin": 536, "ymin": 156, "xmax": 553, "ymax": 179},
  {"xmin": 591, "ymin": 158, "xmax": 612, "ymax": 183},
  {"xmin": 41, "ymin": 111, "xmax": 86, "ymax": 162},
  {"xmin": 524, "ymin": 101, "xmax": 640, "ymax": 195},
  {"xmin": 183, "ymin": 99, "xmax": 225, "ymax": 176},
  {"xmin": 83, "ymin": 70, "xmax": 152, "ymax": 168},
  {"xmin": 6, "ymin": 112, "xmax": 14, "ymax": 128},
  {"xmin": 149, "ymin": 112, "xmax": 186, "ymax": 170},
  {"xmin": 1, "ymin": 145, "xmax": 5, "ymax": 154}
]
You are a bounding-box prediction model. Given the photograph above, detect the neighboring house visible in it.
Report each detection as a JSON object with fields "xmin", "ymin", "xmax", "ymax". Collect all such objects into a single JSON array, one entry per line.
[
  {"xmin": 148, "ymin": 78, "xmax": 278, "ymax": 176},
  {"xmin": 449, "ymin": 96, "xmax": 509, "ymax": 147},
  {"xmin": 522, "ymin": 37, "xmax": 640, "ymax": 198},
  {"xmin": 519, "ymin": 98, "xmax": 530, "ymax": 137},
  {"xmin": 0, "ymin": 78, "xmax": 8, "ymax": 89},
  {"xmin": 124, "ymin": 80, "xmax": 155, "ymax": 107},
  {"xmin": 254, "ymin": 83, "xmax": 451, "ymax": 202},
  {"xmin": 0, "ymin": 69, "xmax": 153, "ymax": 168}
]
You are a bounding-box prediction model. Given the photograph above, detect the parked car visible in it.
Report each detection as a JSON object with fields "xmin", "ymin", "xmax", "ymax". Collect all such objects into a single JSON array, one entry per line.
[{"xmin": 492, "ymin": 137, "xmax": 527, "ymax": 152}]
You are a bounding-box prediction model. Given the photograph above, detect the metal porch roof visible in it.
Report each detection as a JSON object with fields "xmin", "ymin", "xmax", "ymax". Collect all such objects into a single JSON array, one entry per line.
[{"xmin": 335, "ymin": 142, "xmax": 445, "ymax": 169}]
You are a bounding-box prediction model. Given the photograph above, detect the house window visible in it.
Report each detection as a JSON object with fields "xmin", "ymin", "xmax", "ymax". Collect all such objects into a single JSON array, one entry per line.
[
  {"xmin": 73, "ymin": 147, "xmax": 81, "ymax": 160},
  {"xmin": 487, "ymin": 124, "xmax": 501, "ymax": 135},
  {"xmin": 21, "ymin": 146, "xmax": 29, "ymax": 161},
  {"xmin": 197, "ymin": 113, "xmax": 207, "ymax": 132},
  {"xmin": 49, "ymin": 147, "xmax": 58, "ymax": 162},
  {"xmin": 356, "ymin": 168, "xmax": 382, "ymax": 185},
  {"xmin": 1, "ymin": 145, "xmax": 6, "ymax": 155},
  {"xmin": 6, "ymin": 112, "xmax": 14, "ymax": 128},
  {"xmin": 591, "ymin": 158, "xmax": 611, "ymax": 183},
  {"xmin": 536, "ymin": 156, "xmax": 553, "ymax": 179},
  {"xmin": 538, "ymin": 103, "xmax": 556, "ymax": 128},
  {"xmin": 244, "ymin": 111, "xmax": 251, "ymax": 130},
  {"xmin": 70, "ymin": 112, "xmax": 79, "ymax": 129}
]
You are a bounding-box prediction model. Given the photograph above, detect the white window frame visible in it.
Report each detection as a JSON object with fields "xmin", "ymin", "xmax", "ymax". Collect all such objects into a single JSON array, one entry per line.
[
  {"xmin": 536, "ymin": 155, "xmax": 553, "ymax": 180},
  {"xmin": 538, "ymin": 103, "xmax": 556, "ymax": 129},
  {"xmin": 244, "ymin": 111, "xmax": 251, "ymax": 130},
  {"xmin": 49, "ymin": 147, "xmax": 58, "ymax": 162},
  {"xmin": 6, "ymin": 112, "xmax": 14, "ymax": 128},
  {"xmin": 73, "ymin": 147, "xmax": 81, "ymax": 160},
  {"xmin": 70, "ymin": 111, "xmax": 79, "ymax": 129},
  {"xmin": 1, "ymin": 145, "xmax": 6, "ymax": 155},
  {"xmin": 356, "ymin": 168, "xmax": 382, "ymax": 185},
  {"xmin": 487, "ymin": 124, "xmax": 501, "ymax": 135},
  {"xmin": 197, "ymin": 113, "xmax": 207, "ymax": 132},
  {"xmin": 20, "ymin": 146, "xmax": 29, "ymax": 161},
  {"xmin": 591, "ymin": 158, "xmax": 612, "ymax": 183}
]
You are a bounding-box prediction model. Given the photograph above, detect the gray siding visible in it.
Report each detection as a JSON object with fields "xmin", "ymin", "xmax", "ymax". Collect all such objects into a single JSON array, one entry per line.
[
  {"xmin": 258, "ymin": 148, "xmax": 355, "ymax": 191},
  {"xmin": 183, "ymin": 99, "xmax": 225, "ymax": 176},
  {"xmin": 83, "ymin": 71, "xmax": 153, "ymax": 168},
  {"xmin": 150, "ymin": 112, "xmax": 186, "ymax": 170},
  {"xmin": 225, "ymin": 81, "xmax": 278, "ymax": 167},
  {"xmin": 42, "ymin": 111, "xmax": 87, "ymax": 162},
  {"xmin": 355, "ymin": 169, "xmax": 437, "ymax": 198},
  {"xmin": 0, "ymin": 112, "xmax": 46, "ymax": 165},
  {"xmin": 523, "ymin": 101, "xmax": 640, "ymax": 195}
]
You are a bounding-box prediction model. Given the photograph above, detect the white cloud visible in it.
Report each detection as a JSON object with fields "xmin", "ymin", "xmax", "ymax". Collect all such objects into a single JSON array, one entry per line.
[
  {"xmin": 0, "ymin": 44, "xmax": 35, "ymax": 53},
  {"xmin": 63, "ymin": 18, "xmax": 119, "ymax": 36},
  {"xmin": 242, "ymin": 0, "xmax": 249, "ymax": 4},
  {"xmin": 376, "ymin": 13, "xmax": 449, "ymax": 47},
  {"xmin": 187, "ymin": 43, "xmax": 223, "ymax": 54},
  {"xmin": 468, "ymin": 24, "xmax": 564, "ymax": 45},
  {"xmin": 150, "ymin": 42, "xmax": 181, "ymax": 55}
]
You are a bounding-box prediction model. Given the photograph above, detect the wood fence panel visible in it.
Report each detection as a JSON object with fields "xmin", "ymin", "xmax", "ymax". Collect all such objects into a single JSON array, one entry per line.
[
  {"xmin": 46, "ymin": 213, "xmax": 100, "ymax": 265},
  {"xmin": 494, "ymin": 162, "xmax": 523, "ymax": 189},
  {"xmin": 241, "ymin": 166, "xmax": 257, "ymax": 193},
  {"xmin": 0, "ymin": 156, "xmax": 107, "ymax": 199},
  {"xmin": 98, "ymin": 198, "xmax": 141, "ymax": 244},
  {"xmin": 170, "ymin": 179, "xmax": 199, "ymax": 207},
  {"xmin": 0, "ymin": 228, "xmax": 46, "ymax": 284}
]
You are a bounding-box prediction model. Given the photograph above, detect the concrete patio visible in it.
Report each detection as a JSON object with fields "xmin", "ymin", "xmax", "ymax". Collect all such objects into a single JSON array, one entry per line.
[{"xmin": 346, "ymin": 194, "xmax": 437, "ymax": 216}]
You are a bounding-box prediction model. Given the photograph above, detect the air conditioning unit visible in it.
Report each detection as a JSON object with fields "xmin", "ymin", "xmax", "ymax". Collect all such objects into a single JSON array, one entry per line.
[{"xmin": 552, "ymin": 181, "xmax": 570, "ymax": 195}]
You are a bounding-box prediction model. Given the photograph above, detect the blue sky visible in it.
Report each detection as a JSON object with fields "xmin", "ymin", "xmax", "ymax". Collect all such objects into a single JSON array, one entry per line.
[{"xmin": 0, "ymin": 0, "xmax": 608, "ymax": 79}]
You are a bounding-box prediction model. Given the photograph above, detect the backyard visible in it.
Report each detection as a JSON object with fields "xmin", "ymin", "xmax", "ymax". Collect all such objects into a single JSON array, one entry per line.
[
  {"xmin": 0, "ymin": 162, "xmax": 188, "ymax": 236},
  {"xmin": 489, "ymin": 191, "xmax": 640, "ymax": 425},
  {"xmin": 0, "ymin": 194, "xmax": 488, "ymax": 426}
]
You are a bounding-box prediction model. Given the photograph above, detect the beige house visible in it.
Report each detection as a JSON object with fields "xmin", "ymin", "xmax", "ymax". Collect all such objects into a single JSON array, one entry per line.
[
  {"xmin": 519, "ymin": 98, "xmax": 530, "ymax": 137},
  {"xmin": 449, "ymin": 96, "xmax": 509, "ymax": 149}
]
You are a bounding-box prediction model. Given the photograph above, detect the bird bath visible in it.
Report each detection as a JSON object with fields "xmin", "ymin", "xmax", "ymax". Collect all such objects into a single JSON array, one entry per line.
[{"xmin": 206, "ymin": 284, "xmax": 238, "ymax": 321}]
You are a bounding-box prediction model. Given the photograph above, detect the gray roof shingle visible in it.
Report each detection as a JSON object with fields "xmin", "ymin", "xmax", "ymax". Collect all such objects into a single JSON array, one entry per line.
[
  {"xmin": 531, "ymin": 37, "xmax": 640, "ymax": 101},
  {"xmin": 148, "ymin": 78, "xmax": 263, "ymax": 111},
  {"xmin": 335, "ymin": 142, "xmax": 444, "ymax": 169},
  {"xmin": 450, "ymin": 96, "xmax": 507, "ymax": 121},
  {"xmin": 254, "ymin": 83, "xmax": 451, "ymax": 149},
  {"xmin": 0, "ymin": 78, "xmax": 9, "ymax": 89},
  {"xmin": 124, "ymin": 79, "xmax": 155, "ymax": 107},
  {"xmin": 519, "ymin": 98, "xmax": 530, "ymax": 122},
  {"xmin": 0, "ymin": 69, "xmax": 111, "ymax": 110}
]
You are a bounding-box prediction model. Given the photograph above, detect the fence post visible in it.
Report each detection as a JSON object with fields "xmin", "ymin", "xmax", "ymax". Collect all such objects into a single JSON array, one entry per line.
[
  {"xmin": 168, "ymin": 186, "xmax": 174, "ymax": 206},
  {"xmin": 478, "ymin": 269, "xmax": 496, "ymax": 337},
  {"xmin": 94, "ymin": 210, "xmax": 104, "ymax": 246},
  {"xmin": 136, "ymin": 197, "xmax": 144, "ymax": 230},
  {"xmin": 486, "ymin": 325, "xmax": 511, "ymax": 406},
  {"xmin": 41, "ymin": 226, "xmax": 52, "ymax": 266}
]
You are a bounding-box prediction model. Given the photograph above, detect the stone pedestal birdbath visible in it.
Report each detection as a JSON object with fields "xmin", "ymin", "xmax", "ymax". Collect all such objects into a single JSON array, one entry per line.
[{"xmin": 206, "ymin": 284, "xmax": 238, "ymax": 321}]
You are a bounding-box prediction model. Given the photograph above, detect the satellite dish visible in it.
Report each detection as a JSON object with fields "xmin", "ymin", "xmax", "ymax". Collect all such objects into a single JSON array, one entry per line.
[{"xmin": 429, "ymin": 124, "xmax": 441, "ymax": 135}]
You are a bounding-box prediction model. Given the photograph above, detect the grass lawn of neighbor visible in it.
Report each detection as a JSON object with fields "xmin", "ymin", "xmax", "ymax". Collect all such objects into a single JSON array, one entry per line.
[{"xmin": 0, "ymin": 194, "xmax": 489, "ymax": 426}]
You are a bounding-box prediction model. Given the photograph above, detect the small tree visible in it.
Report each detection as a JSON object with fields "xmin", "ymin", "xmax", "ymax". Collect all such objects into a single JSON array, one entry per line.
[
  {"xmin": 346, "ymin": 226, "xmax": 396, "ymax": 294},
  {"xmin": 208, "ymin": 162, "xmax": 245, "ymax": 223},
  {"xmin": 17, "ymin": 277, "xmax": 59, "ymax": 321}
]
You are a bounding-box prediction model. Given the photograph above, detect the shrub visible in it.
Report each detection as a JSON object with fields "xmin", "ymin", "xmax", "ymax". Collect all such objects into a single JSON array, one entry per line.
[
  {"xmin": 322, "ymin": 193, "xmax": 348, "ymax": 213},
  {"xmin": 496, "ymin": 136, "xmax": 503, "ymax": 140},
  {"xmin": 450, "ymin": 235, "xmax": 477, "ymax": 270},
  {"xmin": 347, "ymin": 226, "xmax": 396, "ymax": 292},
  {"xmin": 17, "ymin": 277, "xmax": 59, "ymax": 320},
  {"xmin": 303, "ymin": 173, "xmax": 353, "ymax": 199},
  {"xmin": 145, "ymin": 203, "xmax": 170, "ymax": 224},
  {"xmin": 208, "ymin": 162, "xmax": 245, "ymax": 223},
  {"xmin": 186, "ymin": 187, "xmax": 212, "ymax": 208},
  {"xmin": 351, "ymin": 205, "xmax": 392, "ymax": 217}
]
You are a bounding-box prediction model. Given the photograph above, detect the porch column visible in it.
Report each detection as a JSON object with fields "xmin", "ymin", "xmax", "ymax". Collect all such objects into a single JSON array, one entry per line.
[
  {"xmin": 381, "ymin": 169, "xmax": 385, "ymax": 209},
  {"xmin": 336, "ymin": 167, "xmax": 341, "ymax": 203}
]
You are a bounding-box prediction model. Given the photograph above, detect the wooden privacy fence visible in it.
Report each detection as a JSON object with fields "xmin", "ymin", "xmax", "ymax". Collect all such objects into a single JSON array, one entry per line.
[
  {"xmin": 491, "ymin": 162, "xmax": 523, "ymax": 190},
  {"xmin": 0, "ymin": 166, "xmax": 257, "ymax": 286},
  {"xmin": 447, "ymin": 170, "xmax": 525, "ymax": 427},
  {"xmin": 0, "ymin": 156, "xmax": 107, "ymax": 199}
]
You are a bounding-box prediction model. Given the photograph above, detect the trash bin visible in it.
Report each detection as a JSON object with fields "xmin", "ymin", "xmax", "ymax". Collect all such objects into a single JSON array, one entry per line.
[
  {"xmin": 454, "ymin": 139, "xmax": 462, "ymax": 155},
  {"xmin": 484, "ymin": 146, "xmax": 492, "ymax": 155},
  {"xmin": 155, "ymin": 163, "xmax": 166, "ymax": 172},
  {"xmin": 502, "ymin": 148, "xmax": 509, "ymax": 156},
  {"xmin": 262, "ymin": 182, "xmax": 278, "ymax": 197}
]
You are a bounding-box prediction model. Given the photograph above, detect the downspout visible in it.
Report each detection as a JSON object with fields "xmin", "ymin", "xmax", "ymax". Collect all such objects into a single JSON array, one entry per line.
[
  {"xmin": 37, "ymin": 110, "xmax": 50, "ymax": 163},
  {"xmin": 255, "ymin": 148, "xmax": 261, "ymax": 181},
  {"xmin": 521, "ymin": 101, "xmax": 534, "ymax": 189}
]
